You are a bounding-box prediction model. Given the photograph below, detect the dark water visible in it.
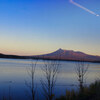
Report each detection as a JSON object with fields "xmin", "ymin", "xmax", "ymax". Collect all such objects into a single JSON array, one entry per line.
[{"xmin": 0, "ymin": 58, "xmax": 100, "ymax": 100}]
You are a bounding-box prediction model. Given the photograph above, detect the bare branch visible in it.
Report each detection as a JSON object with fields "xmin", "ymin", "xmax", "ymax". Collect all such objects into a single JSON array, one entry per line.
[
  {"xmin": 75, "ymin": 61, "xmax": 89, "ymax": 92},
  {"xmin": 41, "ymin": 60, "xmax": 60, "ymax": 100},
  {"xmin": 25, "ymin": 59, "xmax": 38, "ymax": 100}
]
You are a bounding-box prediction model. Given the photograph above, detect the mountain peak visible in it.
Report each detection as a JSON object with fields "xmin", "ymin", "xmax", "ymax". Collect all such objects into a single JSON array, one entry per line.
[
  {"xmin": 57, "ymin": 48, "xmax": 74, "ymax": 53},
  {"xmin": 35, "ymin": 49, "xmax": 100, "ymax": 62},
  {"xmin": 58, "ymin": 48, "xmax": 63, "ymax": 51}
]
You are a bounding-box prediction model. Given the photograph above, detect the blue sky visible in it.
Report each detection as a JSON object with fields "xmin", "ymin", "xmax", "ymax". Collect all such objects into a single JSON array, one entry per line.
[{"xmin": 0, "ymin": 0, "xmax": 100, "ymax": 55}]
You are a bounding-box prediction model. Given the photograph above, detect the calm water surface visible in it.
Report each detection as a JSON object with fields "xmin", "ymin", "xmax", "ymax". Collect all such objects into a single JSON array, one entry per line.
[{"xmin": 0, "ymin": 58, "xmax": 100, "ymax": 100}]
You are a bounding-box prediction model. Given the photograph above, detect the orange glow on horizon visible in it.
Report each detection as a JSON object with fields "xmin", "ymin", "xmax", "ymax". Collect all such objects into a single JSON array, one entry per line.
[{"xmin": 0, "ymin": 48, "xmax": 100, "ymax": 56}]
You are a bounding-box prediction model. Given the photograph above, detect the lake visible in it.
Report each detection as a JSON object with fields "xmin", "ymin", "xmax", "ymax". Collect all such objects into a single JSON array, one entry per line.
[{"xmin": 0, "ymin": 58, "xmax": 100, "ymax": 100}]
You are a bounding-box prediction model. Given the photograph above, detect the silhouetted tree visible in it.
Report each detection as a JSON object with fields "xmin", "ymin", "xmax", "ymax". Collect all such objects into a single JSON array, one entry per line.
[
  {"xmin": 75, "ymin": 61, "xmax": 89, "ymax": 93},
  {"xmin": 41, "ymin": 60, "xmax": 60, "ymax": 100},
  {"xmin": 25, "ymin": 60, "xmax": 38, "ymax": 100}
]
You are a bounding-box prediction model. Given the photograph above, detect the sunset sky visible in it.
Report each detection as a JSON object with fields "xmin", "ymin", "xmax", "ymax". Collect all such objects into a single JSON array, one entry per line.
[{"xmin": 0, "ymin": 0, "xmax": 100, "ymax": 55}]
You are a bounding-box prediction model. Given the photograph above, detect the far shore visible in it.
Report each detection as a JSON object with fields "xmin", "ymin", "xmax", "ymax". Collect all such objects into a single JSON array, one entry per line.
[{"xmin": 0, "ymin": 54, "xmax": 100, "ymax": 63}]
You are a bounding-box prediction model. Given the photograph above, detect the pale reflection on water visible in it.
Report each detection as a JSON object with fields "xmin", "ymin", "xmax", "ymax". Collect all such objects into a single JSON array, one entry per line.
[{"xmin": 0, "ymin": 58, "xmax": 100, "ymax": 100}]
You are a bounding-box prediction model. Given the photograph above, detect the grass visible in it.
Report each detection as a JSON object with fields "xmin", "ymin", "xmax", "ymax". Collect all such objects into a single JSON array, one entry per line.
[{"xmin": 56, "ymin": 80, "xmax": 100, "ymax": 100}]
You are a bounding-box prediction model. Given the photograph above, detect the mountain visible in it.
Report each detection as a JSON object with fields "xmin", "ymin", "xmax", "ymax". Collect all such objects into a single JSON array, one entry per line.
[
  {"xmin": 0, "ymin": 49, "xmax": 100, "ymax": 62},
  {"xmin": 34, "ymin": 48, "xmax": 100, "ymax": 62}
]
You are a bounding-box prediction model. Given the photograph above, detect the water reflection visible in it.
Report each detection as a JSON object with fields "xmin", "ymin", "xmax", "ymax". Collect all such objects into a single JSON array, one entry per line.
[{"xmin": 0, "ymin": 58, "xmax": 100, "ymax": 100}]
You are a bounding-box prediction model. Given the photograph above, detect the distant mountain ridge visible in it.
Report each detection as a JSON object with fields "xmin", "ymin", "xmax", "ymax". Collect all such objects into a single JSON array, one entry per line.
[
  {"xmin": 0, "ymin": 49, "xmax": 100, "ymax": 62},
  {"xmin": 35, "ymin": 48, "xmax": 100, "ymax": 62}
]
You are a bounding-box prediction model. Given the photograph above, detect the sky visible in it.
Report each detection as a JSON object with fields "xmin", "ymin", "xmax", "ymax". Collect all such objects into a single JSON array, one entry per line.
[{"xmin": 0, "ymin": 0, "xmax": 100, "ymax": 56}]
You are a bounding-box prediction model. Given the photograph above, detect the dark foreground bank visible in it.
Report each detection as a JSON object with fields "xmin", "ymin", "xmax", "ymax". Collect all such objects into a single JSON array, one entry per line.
[{"xmin": 56, "ymin": 80, "xmax": 100, "ymax": 100}]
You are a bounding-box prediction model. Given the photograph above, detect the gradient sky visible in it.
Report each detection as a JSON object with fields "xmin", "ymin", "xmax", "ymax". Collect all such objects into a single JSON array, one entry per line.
[{"xmin": 0, "ymin": 0, "xmax": 100, "ymax": 55}]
